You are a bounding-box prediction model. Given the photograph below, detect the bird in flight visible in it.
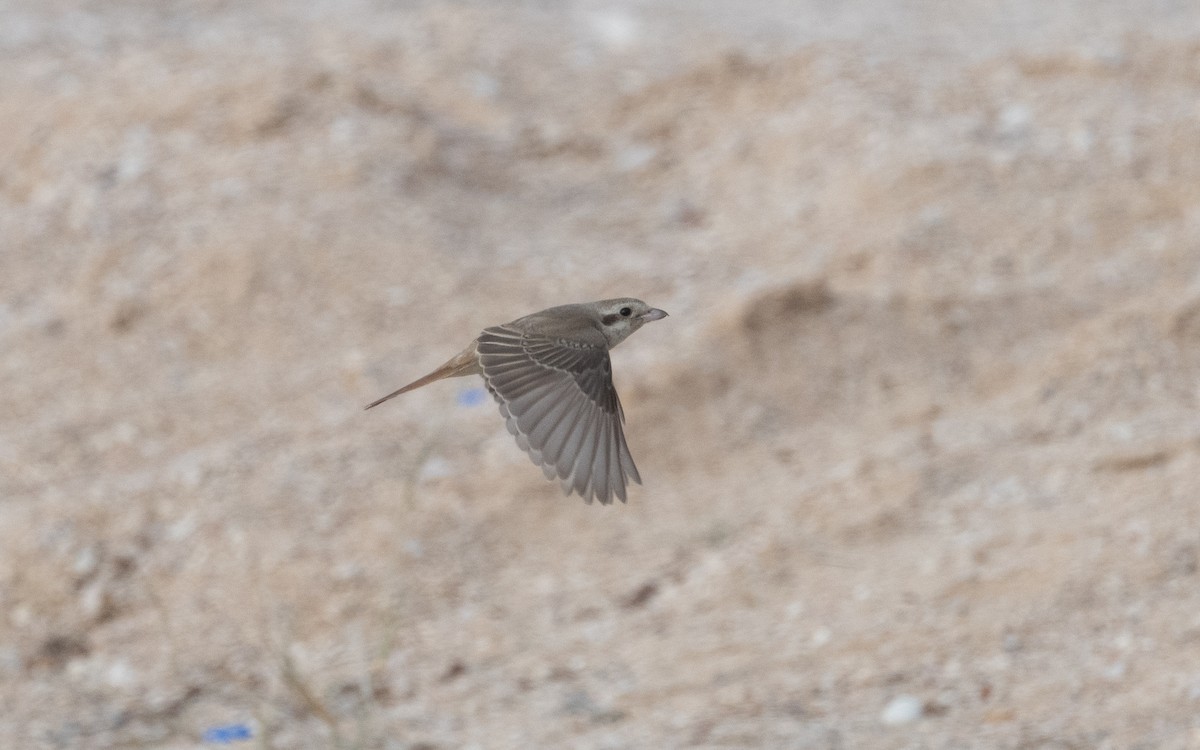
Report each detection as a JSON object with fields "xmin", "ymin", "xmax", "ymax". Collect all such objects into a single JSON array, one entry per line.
[{"xmin": 366, "ymin": 298, "xmax": 668, "ymax": 504}]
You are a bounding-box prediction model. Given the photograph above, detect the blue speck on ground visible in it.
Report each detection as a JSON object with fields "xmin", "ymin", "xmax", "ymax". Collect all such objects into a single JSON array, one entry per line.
[
  {"xmin": 457, "ymin": 387, "xmax": 487, "ymax": 407},
  {"xmin": 202, "ymin": 724, "xmax": 253, "ymax": 744}
]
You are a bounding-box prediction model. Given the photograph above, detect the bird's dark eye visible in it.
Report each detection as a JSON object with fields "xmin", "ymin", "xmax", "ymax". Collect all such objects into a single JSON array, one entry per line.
[{"xmin": 619, "ymin": 307, "xmax": 632, "ymax": 317}]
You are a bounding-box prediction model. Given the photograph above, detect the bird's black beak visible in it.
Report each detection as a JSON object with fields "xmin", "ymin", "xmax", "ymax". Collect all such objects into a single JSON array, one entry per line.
[{"xmin": 639, "ymin": 308, "xmax": 668, "ymax": 322}]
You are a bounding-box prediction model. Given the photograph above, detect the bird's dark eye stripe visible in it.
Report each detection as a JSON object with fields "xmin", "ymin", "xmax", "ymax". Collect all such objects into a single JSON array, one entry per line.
[
  {"xmin": 601, "ymin": 313, "xmax": 620, "ymax": 325},
  {"xmin": 619, "ymin": 307, "xmax": 632, "ymax": 317}
]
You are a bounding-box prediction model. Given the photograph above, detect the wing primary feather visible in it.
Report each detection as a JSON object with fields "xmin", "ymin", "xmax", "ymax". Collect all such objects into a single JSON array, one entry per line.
[
  {"xmin": 539, "ymin": 388, "xmax": 587, "ymax": 471},
  {"xmin": 617, "ymin": 424, "xmax": 642, "ymax": 486},
  {"xmin": 555, "ymin": 395, "xmax": 593, "ymax": 480},
  {"xmin": 526, "ymin": 385, "xmax": 575, "ymax": 448},
  {"xmin": 610, "ymin": 415, "xmax": 627, "ymax": 502},
  {"xmin": 593, "ymin": 410, "xmax": 612, "ymax": 504},
  {"xmin": 571, "ymin": 404, "xmax": 601, "ymax": 501}
]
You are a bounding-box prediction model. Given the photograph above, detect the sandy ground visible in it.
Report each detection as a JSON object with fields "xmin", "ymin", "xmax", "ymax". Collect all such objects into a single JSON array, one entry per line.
[{"xmin": 4, "ymin": 1, "xmax": 1200, "ymax": 748}]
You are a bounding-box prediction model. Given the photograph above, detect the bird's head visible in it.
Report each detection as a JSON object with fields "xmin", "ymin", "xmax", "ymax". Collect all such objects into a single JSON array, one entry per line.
[{"xmin": 591, "ymin": 298, "xmax": 668, "ymax": 348}]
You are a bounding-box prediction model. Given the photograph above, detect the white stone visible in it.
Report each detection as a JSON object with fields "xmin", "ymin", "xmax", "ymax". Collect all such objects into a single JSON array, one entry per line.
[
  {"xmin": 106, "ymin": 659, "xmax": 136, "ymax": 689},
  {"xmin": 881, "ymin": 694, "xmax": 923, "ymax": 725},
  {"xmin": 996, "ymin": 104, "xmax": 1032, "ymax": 136},
  {"xmin": 810, "ymin": 627, "xmax": 831, "ymax": 647},
  {"xmin": 418, "ymin": 456, "xmax": 453, "ymax": 481},
  {"xmin": 613, "ymin": 143, "xmax": 656, "ymax": 173},
  {"xmin": 589, "ymin": 10, "xmax": 640, "ymax": 51},
  {"xmin": 72, "ymin": 545, "xmax": 100, "ymax": 578}
]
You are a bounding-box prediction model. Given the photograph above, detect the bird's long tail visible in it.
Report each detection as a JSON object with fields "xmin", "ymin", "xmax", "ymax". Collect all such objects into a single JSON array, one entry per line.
[{"xmin": 363, "ymin": 341, "xmax": 481, "ymax": 410}]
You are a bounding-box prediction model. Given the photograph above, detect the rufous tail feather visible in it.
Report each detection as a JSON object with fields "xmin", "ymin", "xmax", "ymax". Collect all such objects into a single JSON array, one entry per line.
[{"xmin": 363, "ymin": 343, "xmax": 480, "ymax": 410}]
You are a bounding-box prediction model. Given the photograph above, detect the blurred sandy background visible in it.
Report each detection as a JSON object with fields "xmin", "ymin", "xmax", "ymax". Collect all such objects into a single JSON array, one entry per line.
[{"xmin": 4, "ymin": 1, "xmax": 1200, "ymax": 748}]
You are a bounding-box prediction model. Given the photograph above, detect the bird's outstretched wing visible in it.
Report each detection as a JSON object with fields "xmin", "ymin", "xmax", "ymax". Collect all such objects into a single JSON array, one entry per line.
[{"xmin": 476, "ymin": 324, "xmax": 640, "ymax": 504}]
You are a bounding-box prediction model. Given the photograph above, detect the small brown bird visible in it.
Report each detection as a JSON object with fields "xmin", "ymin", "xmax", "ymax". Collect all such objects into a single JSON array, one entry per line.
[{"xmin": 366, "ymin": 298, "xmax": 668, "ymax": 504}]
